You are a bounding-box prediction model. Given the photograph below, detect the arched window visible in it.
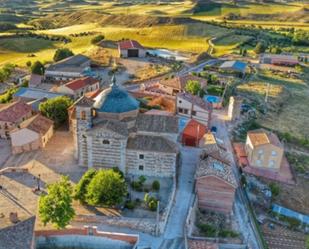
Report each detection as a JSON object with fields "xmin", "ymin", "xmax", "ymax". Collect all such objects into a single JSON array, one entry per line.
[{"xmin": 103, "ymin": 140, "xmax": 110, "ymax": 145}]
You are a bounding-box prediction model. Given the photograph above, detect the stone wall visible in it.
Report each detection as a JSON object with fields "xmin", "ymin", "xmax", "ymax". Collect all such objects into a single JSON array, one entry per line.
[{"xmin": 126, "ymin": 150, "xmax": 176, "ymax": 177}]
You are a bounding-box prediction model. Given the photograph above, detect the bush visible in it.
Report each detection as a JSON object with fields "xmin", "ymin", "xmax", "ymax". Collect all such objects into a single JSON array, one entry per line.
[
  {"xmin": 197, "ymin": 223, "xmax": 216, "ymax": 237},
  {"xmin": 269, "ymin": 182, "xmax": 280, "ymax": 197},
  {"xmin": 131, "ymin": 181, "xmax": 143, "ymax": 192},
  {"xmin": 0, "ymin": 87, "xmax": 18, "ymax": 103},
  {"xmin": 152, "ymin": 180, "xmax": 160, "ymax": 191},
  {"xmin": 144, "ymin": 193, "xmax": 158, "ymax": 212},
  {"xmin": 53, "ymin": 48, "xmax": 74, "ymax": 62},
  {"xmin": 124, "ymin": 200, "xmax": 135, "ymax": 210},
  {"xmin": 91, "ymin": 35, "xmax": 105, "ymax": 45},
  {"xmin": 218, "ymin": 229, "xmax": 239, "ymax": 238}
]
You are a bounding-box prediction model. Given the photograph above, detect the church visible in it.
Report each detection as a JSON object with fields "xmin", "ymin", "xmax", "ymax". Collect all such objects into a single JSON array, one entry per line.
[{"xmin": 70, "ymin": 75, "xmax": 179, "ymax": 177}]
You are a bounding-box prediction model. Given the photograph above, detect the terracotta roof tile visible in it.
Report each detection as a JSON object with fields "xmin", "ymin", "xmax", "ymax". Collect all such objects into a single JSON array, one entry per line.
[
  {"xmin": 0, "ymin": 101, "xmax": 32, "ymax": 123},
  {"xmin": 248, "ymin": 129, "xmax": 282, "ymax": 148},
  {"xmin": 118, "ymin": 40, "xmax": 144, "ymax": 50},
  {"xmin": 12, "ymin": 114, "xmax": 53, "ymax": 135},
  {"xmin": 188, "ymin": 240, "xmax": 218, "ymax": 249},
  {"xmin": 64, "ymin": 77, "xmax": 99, "ymax": 91}
]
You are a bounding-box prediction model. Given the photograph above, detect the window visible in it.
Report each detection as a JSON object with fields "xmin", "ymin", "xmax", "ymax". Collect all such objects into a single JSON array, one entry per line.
[
  {"xmin": 139, "ymin": 154, "xmax": 144, "ymax": 159},
  {"xmin": 139, "ymin": 165, "xmax": 144, "ymax": 171},
  {"xmin": 103, "ymin": 140, "xmax": 110, "ymax": 145},
  {"xmin": 256, "ymin": 159, "xmax": 262, "ymax": 166},
  {"xmin": 178, "ymin": 108, "xmax": 183, "ymax": 113},
  {"xmin": 81, "ymin": 111, "xmax": 86, "ymax": 120},
  {"xmin": 269, "ymin": 160, "xmax": 275, "ymax": 168},
  {"xmin": 183, "ymin": 109, "xmax": 189, "ymax": 114},
  {"xmin": 271, "ymin": 151, "xmax": 277, "ymax": 157},
  {"xmin": 192, "ymin": 110, "xmax": 197, "ymax": 116}
]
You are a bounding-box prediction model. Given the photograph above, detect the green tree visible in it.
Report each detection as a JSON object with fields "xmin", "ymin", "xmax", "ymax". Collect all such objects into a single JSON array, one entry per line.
[
  {"xmin": 152, "ymin": 180, "xmax": 160, "ymax": 191},
  {"xmin": 91, "ymin": 35, "xmax": 105, "ymax": 45},
  {"xmin": 53, "ymin": 48, "xmax": 74, "ymax": 62},
  {"xmin": 26, "ymin": 61, "xmax": 32, "ymax": 68},
  {"xmin": 185, "ymin": 80, "xmax": 202, "ymax": 96},
  {"xmin": 269, "ymin": 182, "xmax": 280, "ymax": 198},
  {"xmin": 74, "ymin": 169, "xmax": 97, "ymax": 203},
  {"xmin": 38, "ymin": 176, "xmax": 75, "ymax": 229},
  {"xmin": 254, "ymin": 41, "xmax": 267, "ymax": 54},
  {"xmin": 85, "ymin": 169, "xmax": 127, "ymax": 206},
  {"xmin": 0, "ymin": 64, "xmax": 15, "ymax": 82},
  {"xmin": 31, "ymin": 61, "xmax": 45, "ymax": 75},
  {"xmin": 39, "ymin": 96, "xmax": 73, "ymax": 127}
]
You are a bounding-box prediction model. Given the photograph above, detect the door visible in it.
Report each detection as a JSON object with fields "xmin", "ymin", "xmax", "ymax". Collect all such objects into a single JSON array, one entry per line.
[{"xmin": 128, "ymin": 49, "xmax": 139, "ymax": 57}]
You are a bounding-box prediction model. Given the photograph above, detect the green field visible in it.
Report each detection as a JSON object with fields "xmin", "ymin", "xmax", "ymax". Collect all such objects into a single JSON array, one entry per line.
[{"xmin": 1, "ymin": 22, "xmax": 244, "ymax": 66}]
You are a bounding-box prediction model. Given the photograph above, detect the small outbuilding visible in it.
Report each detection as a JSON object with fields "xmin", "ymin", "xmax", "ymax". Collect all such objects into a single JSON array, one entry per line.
[
  {"xmin": 10, "ymin": 114, "xmax": 54, "ymax": 154},
  {"xmin": 118, "ymin": 40, "xmax": 146, "ymax": 58},
  {"xmin": 182, "ymin": 119, "xmax": 207, "ymax": 147},
  {"xmin": 219, "ymin": 60, "xmax": 247, "ymax": 76}
]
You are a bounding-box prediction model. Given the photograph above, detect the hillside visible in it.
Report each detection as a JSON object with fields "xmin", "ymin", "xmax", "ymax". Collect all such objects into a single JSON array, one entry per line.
[{"xmin": 28, "ymin": 11, "xmax": 200, "ymax": 29}]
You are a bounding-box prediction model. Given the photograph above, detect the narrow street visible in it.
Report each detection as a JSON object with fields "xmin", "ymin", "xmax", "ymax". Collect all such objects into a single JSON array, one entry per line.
[{"xmin": 212, "ymin": 111, "xmax": 260, "ymax": 249}]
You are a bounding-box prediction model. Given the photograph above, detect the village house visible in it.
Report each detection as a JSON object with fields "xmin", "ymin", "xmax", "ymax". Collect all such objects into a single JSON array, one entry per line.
[
  {"xmin": 259, "ymin": 53, "xmax": 299, "ymax": 66},
  {"xmin": 29, "ymin": 74, "xmax": 44, "ymax": 87},
  {"xmin": 176, "ymin": 92, "xmax": 212, "ymax": 126},
  {"xmin": 0, "ymin": 101, "xmax": 33, "ymax": 139},
  {"xmin": 55, "ymin": 77, "xmax": 100, "ymax": 99},
  {"xmin": 10, "ymin": 114, "xmax": 54, "ymax": 154},
  {"xmin": 157, "ymin": 75, "xmax": 207, "ymax": 96},
  {"xmin": 245, "ymin": 129, "xmax": 284, "ymax": 170},
  {"xmin": 71, "ymin": 75, "xmax": 179, "ymax": 178},
  {"xmin": 118, "ymin": 40, "xmax": 146, "ymax": 58},
  {"xmin": 195, "ymin": 149, "xmax": 237, "ymax": 214},
  {"xmin": 45, "ymin": 54, "xmax": 91, "ymax": 81}
]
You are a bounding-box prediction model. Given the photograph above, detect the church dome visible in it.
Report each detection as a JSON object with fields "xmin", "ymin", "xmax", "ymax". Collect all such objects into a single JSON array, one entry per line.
[{"xmin": 93, "ymin": 75, "xmax": 139, "ymax": 113}]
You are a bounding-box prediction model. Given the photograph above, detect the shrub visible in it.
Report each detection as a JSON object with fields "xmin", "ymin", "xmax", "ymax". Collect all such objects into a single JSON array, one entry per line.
[
  {"xmin": 91, "ymin": 35, "xmax": 105, "ymax": 45},
  {"xmin": 269, "ymin": 182, "xmax": 280, "ymax": 197},
  {"xmin": 124, "ymin": 200, "xmax": 135, "ymax": 210},
  {"xmin": 152, "ymin": 180, "xmax": 160, "ymax": 191},
  {"xmin": 144, "ymin": 193, "xmax": 158, "ymax": 212},
  {"xmin": 131, "ymin": 181, "xmax": 143, "ymax": 192},
  {"xmin": 218, "ymin": 229, "xmax": 239, "ymax": 238},
  {"xmin": 31, "ymin": 61, "xmax": 45, "ymax": 75},
  {"xmin": 53, "ymin": 48, "xmax": 74, "ymax": 62},
  {"xmin": 197, "ymin": 223, "xmax": 216, "ymax": 237}
]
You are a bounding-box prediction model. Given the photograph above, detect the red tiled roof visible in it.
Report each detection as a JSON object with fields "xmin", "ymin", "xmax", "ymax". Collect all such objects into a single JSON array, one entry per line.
[
  {"xmin": 183, "ymin": 119, "xmax": 207, "ymax": 140},
  {"xmin": 0, "ymin": 101, "xmax": 32, "ymax": 123},
  {"xmin": 118, "ymin": 40, "xmax": 144, "ymax": 50},
  {"xmin": 64, "ymin": 77, "xmax": 99, "ymax": 91},
  {"xmin": 85, "ymin": 89, "xmax": 103, "ymax": 99},
  {"xmin": 188, "ymin": 240, "xmax": 218, "ymax": 249},
  {"xmin": 12, "ymin": 114, "xmax": 53, "ymax": 135}
]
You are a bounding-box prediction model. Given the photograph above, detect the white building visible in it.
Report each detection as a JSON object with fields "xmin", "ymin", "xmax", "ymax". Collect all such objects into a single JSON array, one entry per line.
[
  {"xmin": 176, "ymin": 92, "xmax": 212, "ymax": 126},
  {"xmin": 118, "ymin": 40, "xmax": 146, "ymax": 58},
  {"xmin": 45, "ymin": 54, "xmax": 91, "ymax": 81}
]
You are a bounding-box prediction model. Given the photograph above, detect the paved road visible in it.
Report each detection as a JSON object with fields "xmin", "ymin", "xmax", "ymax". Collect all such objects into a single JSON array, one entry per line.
[{"xmin": 211, "ymin": 111, "xmax": 261, "ymax": 249}]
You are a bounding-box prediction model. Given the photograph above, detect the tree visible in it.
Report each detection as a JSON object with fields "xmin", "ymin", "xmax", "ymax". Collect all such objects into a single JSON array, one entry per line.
[
  {"xmin": 38, "ymin": 176, "xmax": 75, "ymax": 229},
  {"xmin": 39, "ymin": 96, "xmax": 73, "ymax": 127},
  {"xmin": 152, "ymin": 180, "xmax": 160, "ymax": 191},
  {"xmin": 306, "ymin": 236, "xmax": 309, "ymax": 249},
  {"xmin": 31, "ymin": 61, "xmax": 45, "ymax": 75},
  {"xmin": 185, "ymin": 80, "xmax": 202, "ymax": 96},
  {"xmin": 26, "ymin": 61, "xmax": 32, "ymax": 68},
  {"xmin": 254, "ymin": 42, "xmax": 267, "ymax": 54},
  {"xmin": 91, "ymin": 35, "xmax": 105, "ymax": 45},
  {"xmin": 74, "ymin": 169, "xmax": 97, "ymax": 203},
  {"xmin": 85, "ymin": 169, "xmax": 127, "ymax": 206},
  {"xmin": 53, "ymin": 48, "xmax": 74, "ymax": 62}
]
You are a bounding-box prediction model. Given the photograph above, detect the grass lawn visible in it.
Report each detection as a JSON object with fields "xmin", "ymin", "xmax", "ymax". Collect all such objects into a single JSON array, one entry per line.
[{"xmin": 237, "ymin": 68, "xmax": 309, "ymax": 139}]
